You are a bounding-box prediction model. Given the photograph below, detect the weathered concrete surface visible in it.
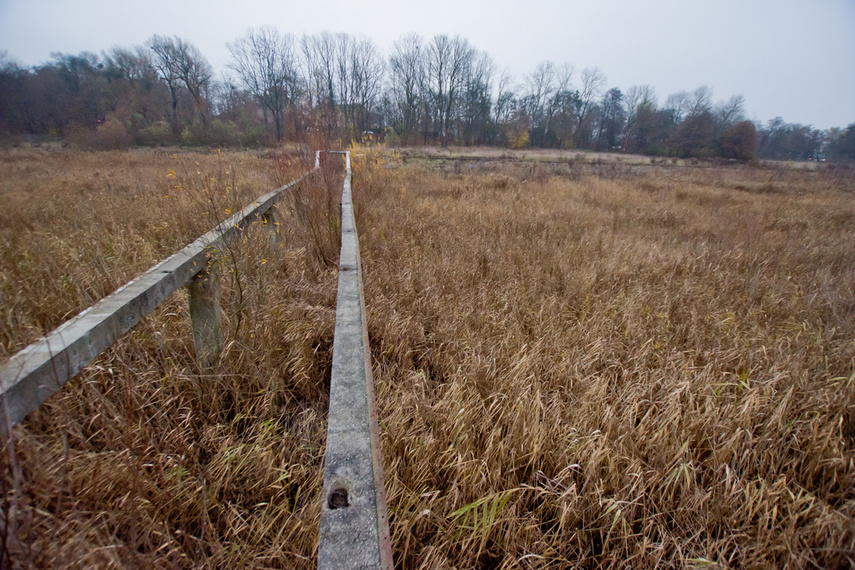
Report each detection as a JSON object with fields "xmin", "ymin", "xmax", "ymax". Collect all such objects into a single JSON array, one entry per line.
[
  {"xmin": 262, "ymin": 205, "xmax": 281, "ymax": 248},
  {"xmin": 188, "ymin": 266, "xmax": 224, "ymax": 368},
  {"xmin": 318, "ymin": 153, "xmax": 393, "ymax": 569},
  {"xmin": 0, "ymin": 169, "xmax": 316, "ymax": 434}
]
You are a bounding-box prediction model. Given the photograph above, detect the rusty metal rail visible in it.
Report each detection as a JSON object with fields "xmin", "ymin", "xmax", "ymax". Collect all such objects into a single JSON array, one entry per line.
[
  {"xmin": 0, "ymin": 167, "xmax": 317, "ymax": 434},
  {"xmin": 318, "ymin": 151, "xmax": 393, "ymax": 569}
]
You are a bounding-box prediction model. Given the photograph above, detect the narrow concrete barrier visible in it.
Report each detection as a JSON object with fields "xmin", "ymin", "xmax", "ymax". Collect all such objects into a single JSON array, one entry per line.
[
  {"xmin": 318, "ymin": 151, "xmax": 393, "ymax": 569},
  {"xmin": 0, "ymin": 169, "xmax": 316, "ymax": 434}
]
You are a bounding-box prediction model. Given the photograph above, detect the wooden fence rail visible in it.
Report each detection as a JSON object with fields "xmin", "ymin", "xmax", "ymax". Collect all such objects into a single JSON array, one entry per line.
[{"xmin": 0, "ymin": 167, "xmax": 317, "ymax": 434}]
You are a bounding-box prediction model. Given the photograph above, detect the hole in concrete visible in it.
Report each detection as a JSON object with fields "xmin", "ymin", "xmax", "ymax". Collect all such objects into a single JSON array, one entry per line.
[{"xmin": 328, "ymin": 487, "xmax": 349, "ymax": 509}]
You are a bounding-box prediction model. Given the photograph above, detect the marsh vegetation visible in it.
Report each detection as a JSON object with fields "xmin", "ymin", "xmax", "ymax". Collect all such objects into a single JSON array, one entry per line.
[{"xmin": 1, "ymin": 148, "xmax": 853, "ymax": 568}]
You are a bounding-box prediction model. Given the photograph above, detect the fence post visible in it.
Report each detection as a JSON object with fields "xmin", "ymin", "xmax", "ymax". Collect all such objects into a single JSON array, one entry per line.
[
  {"xmin": 187, "ymin": 262, "xmax": 224, "ymax": 368},
  {"xmin": 262, "ymin": 205, "xmax": 281, "ymax": 248}
]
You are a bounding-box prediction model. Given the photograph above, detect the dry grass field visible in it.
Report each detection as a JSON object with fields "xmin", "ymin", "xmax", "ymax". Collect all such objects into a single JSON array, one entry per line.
[
  {"xmin": 2, "ymin": 147, "xmax": 855, "ymax": 568},
  {"xmin": 1, "ymin": 147, "xmax": 339, "ymax": 567},
  {"xmin": 0, "ymin": 147, "xmax": 311, "ymax": 357},
  {"xmin": 356, "ymin": 156, "xmax": 855, "ymax": 568}
]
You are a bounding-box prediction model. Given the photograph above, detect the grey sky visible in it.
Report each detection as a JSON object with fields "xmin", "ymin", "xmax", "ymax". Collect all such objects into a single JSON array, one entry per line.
[{"xmin": 1, "ymin": 0, "xmax": 853, "ymax": 130}]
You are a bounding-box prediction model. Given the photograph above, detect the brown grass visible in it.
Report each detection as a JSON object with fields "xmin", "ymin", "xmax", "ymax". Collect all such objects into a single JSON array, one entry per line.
[
  {"xmin": 1, "ymin": 147, "xmax": 341, "ymax": 567},
  {"xmin": 0, "ymin": 147, "xmax": 312, "ymax": 357},
  {"xmin": 356, "ymin": 157, "xmax": 855, "ymax": 568},
  {"xmin": 2, "ymin": 147, "xmax": 855, "ymax": 568}
]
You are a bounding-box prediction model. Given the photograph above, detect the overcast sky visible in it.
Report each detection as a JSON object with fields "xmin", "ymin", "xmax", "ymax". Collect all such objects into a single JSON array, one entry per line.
[{"xmin": 1, "ymin": 0, "xmax": 853, "ymax": 130}]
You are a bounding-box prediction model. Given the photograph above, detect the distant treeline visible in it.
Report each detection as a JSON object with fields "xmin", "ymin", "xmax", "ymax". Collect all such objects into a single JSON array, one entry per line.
[{"xmin": 1, "ymin": 30, "xmax": 854, "ymax": 161}]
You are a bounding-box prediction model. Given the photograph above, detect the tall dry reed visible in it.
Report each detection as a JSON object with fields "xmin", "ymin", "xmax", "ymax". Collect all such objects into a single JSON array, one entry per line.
[
  {"xmin": 2, "ymin": 147, "xmax": 853, "ymax": 568},
  {"xmin": 356, "ymin": 157, "xmax": 855, "ymax": 568},
  {"xmin": 1, "ymin": 147, "xmax": 340, "ymax": 568}
]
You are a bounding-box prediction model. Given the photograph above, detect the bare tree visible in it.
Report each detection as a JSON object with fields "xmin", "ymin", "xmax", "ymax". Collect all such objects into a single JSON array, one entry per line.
[
  {"xmin": 543, "ymin": 64, "xmax": 575, "ymax": 148},
  {"xmin": 716, "ymin": 94, "xmax": 745, "ymax": 129},
  {"xmin": 668, "ymin": 86, "xmax": 716, "ymax": 157},
  {"xmin": 425, "ymin": 34, "xmax": 474, "ymax": 146},
  {"xmin": 524, "ymin": 61, "xmax": 556, "ymax": 146},
  {"xmin": 623, "ymin": 84, "xmax": 656, "ymax": 152},
  {"xmin": 347, "ymin": 35, "xmax": 385, "ymax": 136},
  {"xmin": 228, "ymin": 27, "xmax": 299, "ymax": 141},
  {"xmin": 148, "ymin": 36, "xmax": 183, "ymax": 130},
  {"xmin": 301, "ymin": 32, "xmax": 385, "ymax": 141},
  {"xmin": 493, "ymin": 68, "xmax": 515, "ymax": 125},
  {"xmin": 554, "ymin": 63, "xmax": 574, "ymax": 98},
  {"xmin": 302, "ymin": 32, "xmax": 339, "ymax": 135},
  {"xmin": 574, "ymin": 67, "xmax": 606, "ymax": 147},
  {"xmin": 664, "ymin": 90, "xmax": 691, "ymax": 123},
  {"xmin": 388, "ymin": 33, "xmax": 425, "ymax": 144},
  {"xmin": 176, "ymin": 43, "xmax": 212, "ymax": 125},
  {"xmin": 492, "ymin": 69, "xmax": 516, "ymax": 146},
  {"xmin": 460, "ymin": 51, "xmax": 494, "ymax": 145},
  {"xmin": 302, "ymin": 32, "xmax": 334, "ymax": 108},
  {"xmin": 625, "ymin": 84, "xmax": 656, "ymax": 115},
  {"xmin": 148, "ymin": 35, "xmax": 212, "ymax": 129},
  {"xmin": 687, "ymin": 85, "xmax": 713, "ymax": 118},
  {"xmin": 103, "ymin": 45, "xmax": 164, "ymax": 126},
  {"xmin": 334, "ymin": 33, "xmax": 354, "ymax": 136},
  {"xmin": 104, "ymin": 45, "xmax": 155, "ymax": 84}
]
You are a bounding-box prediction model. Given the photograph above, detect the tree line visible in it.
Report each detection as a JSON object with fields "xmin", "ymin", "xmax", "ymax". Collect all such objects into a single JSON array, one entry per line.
[{"xmin": 1, "ymin": 28, "xmax": 853, "ymax": 161}]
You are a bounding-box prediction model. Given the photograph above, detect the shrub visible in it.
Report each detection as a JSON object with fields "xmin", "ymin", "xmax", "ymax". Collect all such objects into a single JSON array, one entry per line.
[
  {"xmin": 180, "ymin": 119, "xmax": 244, "ymax": 147},
  {"xmin": 135, "ymin": 122, "xmax": 174, "ymax": 146},
  {"xmin": 384, "ymin": 127, "xmax": 401, "ymax": 147},
  {"xmin": 720, "ymin": 120, "xmax": 758, "ymax": 161},
  {"xmin": 506, "ymin": 127, "xmax": 529, "ymax": 150},
  {"xmin": 206, "ymin": 119, "xmax": 241, "ymax": 147},
  {"xmin": 68, "ymin": 120, "xmax": 132, "ymax": 150},
  {"xmin": 240, "ymin": 123, "xmax": 269, "ymax": 147}
]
